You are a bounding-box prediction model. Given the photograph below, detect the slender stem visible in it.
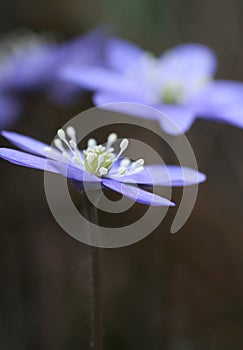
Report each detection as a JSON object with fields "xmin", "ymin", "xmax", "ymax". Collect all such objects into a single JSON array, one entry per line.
[
  {"xmin": 90, "ymin": 245, "xmax": 103, "ymax": 350},
  {"xmin": 82, "ymin": 192, "xmax": 103, "ymax": 350}
]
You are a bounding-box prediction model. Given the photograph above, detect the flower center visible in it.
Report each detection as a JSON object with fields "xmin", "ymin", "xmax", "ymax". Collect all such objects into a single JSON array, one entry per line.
[
  {"xmin": 46, "ymin": 127, "xmax": 145, "ymax": 179},
  {"xmin": 161, "ymin": 83, "xmax": 185, "ymax": 104},
  {"xmin": 0, "ymin": 29, "xmax": 53, "ymax": 74},
  {"xmin": 83, "ymin": 144, "xmax": 115, "ymax": 176},
  {"xmin": 83, "ymin": 134, "xmax": 130, "ymax": 176}
]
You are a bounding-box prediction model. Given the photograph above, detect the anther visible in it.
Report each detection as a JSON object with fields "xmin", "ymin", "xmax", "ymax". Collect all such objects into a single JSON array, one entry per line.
[
  {"xmin": 118, "ymin": 167, "xmax": 128, "ymax": 176},
  {"xmin": 134, "ymin": 158, "xmax": 145, "ymax": 167},
  {"xmin": 106, "ymin": 133, "xmax": 118, "ymax": 150},
  {"xmin": 54, "ymin": 139, "xmax": 65, "ymax": 152},
  {"xmin": 66, "ymin": 126, "xmax": 76, "ymax": 142},
  {"xmin": 120, "ymin": 138, "xmax": 129, "ymax": 151},
  {"xmin": 115, "ymin": 138, "xmax": 129, "ymax": 161},
  {"xmin": 87, "ymin": 138, "xmax": 97, "ymax": 148},
  {"xmin": 57, "ymin": 129, "xmax": 66, "ymax": 141},
  {"xmin": 120, "ymin": 158, "xmax": 131, "ymax": 167},
  {"xmin": 99, "ymin": 167, "xmax": 108, "ymax": 176}
]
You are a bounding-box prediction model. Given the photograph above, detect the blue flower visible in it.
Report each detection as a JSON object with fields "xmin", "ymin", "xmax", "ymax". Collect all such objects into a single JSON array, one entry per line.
[
  {"xmin": 47, "ymin": 27, "xmax": 107, "ymax": 105},
  {"xmin": 0, "ymin": 29, "xmax": 59, "ymax": 128},
  {"xmin": 0, "ymin": 28, "xmax": 106, "ymax": 128},
  {"xmin": 0, "ymin": 128, "xmax": 206, "ymax": 206},
  {"xmin": 62, "ymin": 38, "xmax": 243, "ymax": 135}
]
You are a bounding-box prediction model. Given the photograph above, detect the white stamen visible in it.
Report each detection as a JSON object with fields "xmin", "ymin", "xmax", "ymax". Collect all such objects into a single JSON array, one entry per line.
[
  {"xmin": 57, "ymin": 129, "xmax": 66, "ymax": 141},
  {"xmin": 95, "ymin": 154, "xmax": 104, "ymax": 172},
  {"xmin": 107, "ymin": 133, "xmax": 118, "ymax": 143},
  {"xmin": 44, "ymin": 147, "xmax": 52, "ymax": 153},
  {"xmin": 133, "ymin": 158, "xmax": 145, "ymax": 167},
  {"xmin": 87, "ymin": 138, "xmax": 97, "ymax": 148},
  {"xmin": 99, "ymin": 167, "xmax": 108, "ymax": 176},
  {"xmin": 128, "ymin": 166, "xmax": 144, "ymax": 175},
  {"xmin": 130, "ymin": 159, "xmax": 145, "ymax": 169},
  {"xmin": 54, "ymin": 139, "xmax": 65, "ymax": 152},
  {"xmin": 120, "ymin": 138, "xmax": 129, "ymax": 151},
  {"xmin": 66, "ymin": 126, "xmax": 76, "ymax": 142},
  {"xmin": 120, "ymin": 158, "xmax": 131, "ymax": 167},
  {"xmin": 118, "ymin": 167, "xmax": 128, "ymax": 176},
  {"xmin": 106, "ymin": 133, "xmax": 118, "ymax": 150},
  {"xmin": 69, "ymin": 139, "xmax": 77, "ymax": 149},
  {"xmin": 115, "ymin": 138, "xmax": 129, "ymax": 161},
  {"xmin": 87, "ymin": 153, "xmax": 95, "ymax": 168},
  {"xmin": 69, "ymin": 139, "xmax": 84, "ymax": 165}
]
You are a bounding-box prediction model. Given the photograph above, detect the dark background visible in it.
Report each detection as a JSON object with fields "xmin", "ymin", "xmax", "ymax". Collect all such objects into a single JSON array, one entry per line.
[{"xmin": 0, "ymin": 0, "xmax": 243, "ymax": 349}]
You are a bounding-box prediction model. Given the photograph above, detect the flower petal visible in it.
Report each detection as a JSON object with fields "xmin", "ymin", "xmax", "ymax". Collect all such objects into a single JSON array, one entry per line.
[
  {"xmin": 119, "ymin": 165, "xmax": 206, "ymax": 186},
  {"xmin": 61, "ymin": 66, "xmax": 139, "ymax": 95},
  {"xmin": 196, "ymin": 80, "xmax": 243, "ymax": 128},
  {"xmin": 0, "ymin": 148, "xmax": 97, "ymax": 182},
  {"xmin": 94, "ymin": 92, "xmax": 157, "ymax": 120},
  {"xmin": 160, "ymin": 43, "xmax": 217, "ymax": 80},
  {"xmin": 102, "ymin": 179, "xmax": 175, "ymax": 206},
  {"xmin": 157, "ymin": 105, "xmax": 196, "ymax": 135},
  {"xmin": 59, "ymin": 27, "xmax": 107, "ymax": 65},
  {"xmin": 0, "ymin": 148, "xmax": 60, "ymax": 173},
  {"xmin": 1, "ymin": 130, "xmax": 51, "ymax": 157},
  {"xmin": 105, "ymin": 38, "xmax": 144, "ymax": 71},
  {"xmin": 0, "ymin": 147, "xmax": 101, "ymax": 183}
]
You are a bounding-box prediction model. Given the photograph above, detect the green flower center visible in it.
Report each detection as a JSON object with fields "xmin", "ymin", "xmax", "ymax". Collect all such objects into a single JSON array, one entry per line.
[
  {"xmin": 48, "ymin": 128, "xmax": 144, "ymax": 179},
  {"xmin": 83, "ymin": 145, "xmax": 115, "ymax": 176},
  {"xmin": 162, "ymin": 83, "xmax": 185, "ymax": 105}
]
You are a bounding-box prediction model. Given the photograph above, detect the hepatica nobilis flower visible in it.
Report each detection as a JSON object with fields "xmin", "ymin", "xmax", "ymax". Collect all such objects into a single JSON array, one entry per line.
[
  {"xmin": 0, "ymin": 128, "xmax": 206, "ymax": 206},
  {"xmin": 48, "ymin": 27, "xmax": 107, "ymax": 105},
  {"xmin": 63, "ymin": 38, "xmax": 243, "ymax": 135},
  {"xmin": 0, "ymin": 29, "xmax": 58, "ymax": 128},
  {"xmin": 0, "ymin": 28, "xmax": 106, "ymax": 128}
]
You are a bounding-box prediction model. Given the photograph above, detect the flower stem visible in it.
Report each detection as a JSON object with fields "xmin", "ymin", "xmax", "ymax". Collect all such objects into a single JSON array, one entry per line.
[
  {"xmin": 82, "ymin": 192, "xmax": 103, "ymax": 350},
  {"xmin": 90, "ymin": 245, "xmax": 103, "ymax": 350}
]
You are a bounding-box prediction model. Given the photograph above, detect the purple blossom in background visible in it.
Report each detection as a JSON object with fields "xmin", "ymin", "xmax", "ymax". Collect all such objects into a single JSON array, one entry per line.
[
  {"xmin": 0, "ymin": 28, "xmax": 106, "ymax": 128},
  {"xmin": 0, "ymin": 29, "xmax": 58, "ymax": 128},
  {"xmin": 0, "ymin": 128, "xmax": 206, "ymax": 206},
  {"xmin": 63, "ymin": 38, "xmax": 243, "ymax": 135},
  {"xmin": 47, "ymin": 27, "xmax": 107, "ymax": 105}
]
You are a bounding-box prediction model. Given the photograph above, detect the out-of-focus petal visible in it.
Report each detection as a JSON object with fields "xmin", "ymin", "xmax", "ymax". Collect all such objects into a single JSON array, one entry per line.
[
  {"xmin": 94, "ymin": 93, "xmax": 157, "ymax": 120},
  {"xmin": 120, "ymin": 165, "xmax": 206, "ymax": 186},
  {"xmin": 105, "ymin": 38, "xmax": 144, "ymax": 71},
  {"xmin": 195, "ymin": 80, "xmax": 243, "ymax": 128},
  {"xmin": 160, "ymin": 43, "xmax": 217, "ymax": 80},
  {"xmin": 157, "ymin": 105, "xmax": 196, "ymax": 135},
  {"xmin": 102, "ymin": 179, "xmax": 175, "ymax": 206},
  {"xmin": 57, "ymin": 27, "xmax": 107, "ymax": 69},
  {"xmin": 62, "ymin": 66, "xmax": 139, "ymax": 95}
]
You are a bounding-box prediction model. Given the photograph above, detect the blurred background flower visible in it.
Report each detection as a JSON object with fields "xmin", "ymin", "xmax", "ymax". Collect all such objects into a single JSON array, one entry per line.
[
  {"xmin": 0, "ymin": 27, "xmax": 107, "ymax": 128},
  {"xmin": 63, "ymin": 38, "xmax": 243, "ymax": 135}
]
